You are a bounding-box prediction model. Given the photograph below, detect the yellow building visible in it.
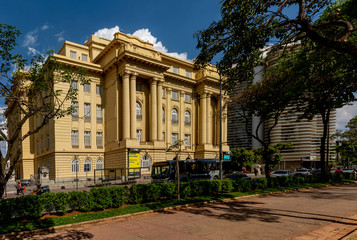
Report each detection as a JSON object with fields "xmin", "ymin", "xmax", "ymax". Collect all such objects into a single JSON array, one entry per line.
[{"xmin": 12, "ymin": 32, "xmax": 229, "ymax": 182}]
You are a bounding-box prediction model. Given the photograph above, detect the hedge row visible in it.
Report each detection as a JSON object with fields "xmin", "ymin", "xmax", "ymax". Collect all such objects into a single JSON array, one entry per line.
[{"xmin": 0, "ymin": 173, "xmax": 354, "ymax": 222}]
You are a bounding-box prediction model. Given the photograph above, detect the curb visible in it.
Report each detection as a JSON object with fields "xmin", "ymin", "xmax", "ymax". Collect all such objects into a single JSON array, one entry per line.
[{"xmin": 2, "ymin": 181, "xmax": 357, "ymax": 239}]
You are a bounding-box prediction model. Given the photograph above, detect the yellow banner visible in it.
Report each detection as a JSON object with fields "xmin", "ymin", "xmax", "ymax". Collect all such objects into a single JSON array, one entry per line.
[{"xmin": 129, "ymin": 152, "xmax": 140, "ymax": 169}]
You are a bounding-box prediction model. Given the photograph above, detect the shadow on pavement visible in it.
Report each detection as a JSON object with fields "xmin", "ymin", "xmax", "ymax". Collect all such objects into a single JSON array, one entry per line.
[
  {"xmin": 7, "ymin": 230, "xmax": 93, "ymax": 240},
  {"xmin": 182, "ymin": 199, "xmax": 357, "ymax": 226}
]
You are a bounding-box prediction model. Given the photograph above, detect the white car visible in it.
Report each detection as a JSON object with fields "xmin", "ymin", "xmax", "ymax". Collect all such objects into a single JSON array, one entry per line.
[
  {"xmin": 294, "ymin": 169, "xmax": 312, "ymax": 176},
  {"xmin": 272, "ymin": 170, "xmax": 293, "ymax": 177}
]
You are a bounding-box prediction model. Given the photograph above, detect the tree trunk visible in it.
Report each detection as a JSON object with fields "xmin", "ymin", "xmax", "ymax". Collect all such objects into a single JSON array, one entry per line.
[
  {"xmin": 320, "ymin": 111, "xmax": 330, "ymax": 176},
  {"xmin": 0, "ymin": 181, "xmax": 5, "ymax": 199}
]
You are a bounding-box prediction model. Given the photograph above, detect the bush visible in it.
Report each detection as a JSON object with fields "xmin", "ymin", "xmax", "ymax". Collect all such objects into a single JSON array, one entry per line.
[
  {"xmin": 221, "ymin": 179, "xmax": 234, "ymax": 193},
  {"xmin": 160, "ymin": 182, "xmax": 177, "ymax": 199},
  {"xmin": 129, "ymin": 184, "xmax": 146, "ymax": 204},
  {"xmin": 68, "ymin": 191, "xmax": 94, "ymax": 212},
  {"xmin": 108, "ymin": 186, "xmax": 129, "ymax": 208},
  {"xmin": 180, "ymin": 182, "xmax": 191, "ymax": 198},
  {"xmin": 235, "ymin": 179, "xmax": 251, "ymax": 192},
  {"xmin": 144, "ymin": 183, "xmax": 163, "ymax": 202},
  {"xmin": 251, "ymin": 178, "xmax": 268, "ymax": 190},
  {"xmin": 14, "ymin": 195, "xmax": 44, "ymax": 219},
  {"xmin": 41, "ymin": 192, "xmax": 56, "ymax": 213},
  {"xmin": 90, "ymin": 187, "xmax": 112, "ymax": 210},
  {"xmin": 0, "ymin": 198, "xmax": 15, "ymax": 222}
]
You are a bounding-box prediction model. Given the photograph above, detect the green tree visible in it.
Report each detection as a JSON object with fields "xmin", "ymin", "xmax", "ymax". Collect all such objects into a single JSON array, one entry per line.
[
  {"xmin": 231, "ymin": 148, "xmax": 259, "ymax": 170},
  {"xmin": 0, "ymin": 24, "xmax": 88, "ymax": 198},
  {"xmin": 254, "ymin": 143, "xmax": 293, "ymax": 171},
  {"xmin": 231, "ymin": 75, "xmax": 294, "ymax": 178},
  {"xmin": 194, "ymin": 0, "xmax": 357, "ymax": 89},
  {"xmin": 334, "ymin": 116, "xmax": 357, "ymax": 166}
]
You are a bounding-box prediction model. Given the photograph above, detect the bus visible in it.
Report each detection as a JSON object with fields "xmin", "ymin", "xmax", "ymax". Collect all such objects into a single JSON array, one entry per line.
[{"xmin": 151, "ymin": 158, "xmax": 238, "ymax": 182}]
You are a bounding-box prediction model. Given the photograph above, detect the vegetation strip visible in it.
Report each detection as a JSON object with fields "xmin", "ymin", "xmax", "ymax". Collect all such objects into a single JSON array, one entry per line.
[{"xmin": 1, "ymin": 179, "xmax": 355, "ymax": 236}]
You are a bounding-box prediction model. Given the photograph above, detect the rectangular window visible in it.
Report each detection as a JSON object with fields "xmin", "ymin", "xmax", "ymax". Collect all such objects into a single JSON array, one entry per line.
[
  {"xmin": 41, "ymin": 138, "xmax": 44, "ymax": 151},
  {"xmin": 96, "ymin": 132, "xmax": 103, "ymax": 147},
  {"xmin": 71, "ymin": 130, "xmax": 79, "ymax": 146},
  {"xmin": 172, "ymin": 66, "xmax": 179, "ymax": 74},
  {"xmin": 184, "ymin": 134, "xmax": 191, "ymax": 147},
  {"xmin": 162, "ymin": 132, "xmax": 165, "ymax": 141},
  {"xmin": 185, "ymin": 71, "xmax": 191, "ymax": 78},
  {"xmin": 46, "ymin": 134, "xmax": 50, "ymax": 150},
  {"xmin": 96, "ymin": 85, "xmax": 102, "ymax": 95},
  {"xmin": 84, "ymin": 83, "xmax": 90, "ymax": 93},
  {"xmin": 162, "ymin": 88, "xmax": 165, "ymax": 97},
  {"xmin": 72, "ymin": 102, "xmax": 79, "ymax": 120},
  {"xmin": 96, "ymin": 105, "xmax": 102, "ymax": 123},
  {"xmin": 136, "ymin": 83, "xmax": 142, "ymax": 92},
  {"xmin": 36, "ymin": 141, "xmax": 39, "ymax": 153},
  {"xmin": 84, "ymin": 103, "xmax": 91, "ymax": 121},
  {"xmin": 136, "ymin": 129, "xmax": 142, "ymax": 141},
  {"xmin": 171, "ymin": 91, "xmax": 178, "ymax": 100},
  {"xmin": 184, "ymin": 94, "xmax": 191, "ymax": 102},
  {"xmin": 82, "ymin": 54, "xmax": 88, "ymax": 62},
  {"xmin": 71, "ymin": 81, "xmax": 78, "ymax": 90},
  {"xmin": 171, "ymin": 133, "xmax": 178, "ymax": 146},
  {"xmin": 70, "ymin": 51, "xmax": 76, "ymax": 59},
  {"xmin": 84, "ymin": 131, "xmax": 91, "ymax": 146}
]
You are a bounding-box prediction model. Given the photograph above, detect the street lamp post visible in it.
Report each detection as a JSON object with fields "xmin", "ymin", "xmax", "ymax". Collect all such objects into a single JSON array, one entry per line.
[
  {"xmin": 74, "ymin": 154, "xmax": 79, "ymax": 191},
  {"xmin": 167, "ymin": 140, "xmax": 183, "ymax": 200}
]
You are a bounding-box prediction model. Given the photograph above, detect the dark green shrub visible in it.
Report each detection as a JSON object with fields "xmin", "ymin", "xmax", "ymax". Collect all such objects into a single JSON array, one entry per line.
[
  {"xmin": 159, "ymin": 182, "xmax": 176, "ymax": 199},
  {"xmin": 129, "ymin": 184, "xmax": 146, "ymax": 204},
  {"xmin": 180, "ymin": 182, "xmax": 191, "ymax": 198},
  {"xmin": 211, "ymin": 180, "xmax": 222, "ymax": 193},
  {"xmin": 0, "ymin": 198, "xmax": 15, "ymax": 222},
  {"xmin": 53, "ymin": 192, "xmax": 70, "ymax": 214},
  {"xmin": 144, "ymin": 183, "xmax": 162, "ymax": 202},
  {"xmin": 251, "ymin": 178, "xmax": 268, "ymax": 190},
  {"xmin": 90, "ymin": 187, "xmax": 112, "ymax": 210},
  {"xmin": 235, "ymin": 179, "xmax": 251, "ymax": 192},
  {"xmin": 221, "ymin": 179, "xmax": 234, "ymax": 193},
  {"xmin": 14, "ymin": 195, "xmax": 44, "ymax": 219},
  {"xmin": 68, "ymin": 191, "xmax": 94, "ymax": 212},
  {"xmin": 108, "ymin": 186, "xmax": 129, "ymax": 208},
  {"xmin": 41, "ymin": 192, "xmax": 56, "ymax": 213}
]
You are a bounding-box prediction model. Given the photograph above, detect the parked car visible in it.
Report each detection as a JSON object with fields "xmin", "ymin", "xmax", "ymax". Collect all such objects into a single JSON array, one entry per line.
[
  {"xmin": 20, "ymin": 179, "xmax": 32, "ymax": 186},
  {"xmin": 294, "ymin": 169, "xmax": 312, "ymax": 176},
  {"xmin": 342, "ymin": 168, "xmax": 354, "ymax": 173},
  {"xmin": 225, "ymin": 173, "xmax": 251, "ymax": 180},
  {"xmin": 272, "ymin": 170, "xmax": 293, "ymax": 177},
  {"xmin": 312, "ymin": 169, "xmax": 322, "ymax": 175}
]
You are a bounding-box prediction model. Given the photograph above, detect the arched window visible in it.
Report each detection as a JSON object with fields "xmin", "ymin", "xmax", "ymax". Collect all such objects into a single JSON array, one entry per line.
[
  {"xmin": 136, "ymin": 102, "xmax": 142, "ymax": 120},
  {"xmin": 141, "ymin": 155, "xmax": 151, "ymax": 170},
  {"xmin": 184, "ymin": 111, "xmax": 191, "ymax": 126},
  {"xmin": 72, "ymin": 159, "xmax": 79, "ymax": 173},
  {"xmin": 171, "ymin": 108, "xmax": 178, "ymax": 124},
  {"xmin": 84, "ymin": 158, "xmax": 91, "ymax": 172},
  {"xmin": 162, "ymin": 107, "xmax": 165, "ymax": 123},
  {"xmin": 96, "ymin": 159, "xmax": 103, "ymax": 170}
]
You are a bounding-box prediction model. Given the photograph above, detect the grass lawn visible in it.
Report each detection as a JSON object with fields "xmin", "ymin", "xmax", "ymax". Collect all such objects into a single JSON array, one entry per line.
[{"xmin": 0, "ymin": 179, "xmax": 355, "ymax": 235}]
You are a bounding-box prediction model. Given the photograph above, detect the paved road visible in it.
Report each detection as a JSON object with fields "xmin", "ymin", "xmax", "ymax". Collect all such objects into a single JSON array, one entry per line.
[{"xmin": 11, "ymin": 183, "xmax": 357, "ymax": 240}]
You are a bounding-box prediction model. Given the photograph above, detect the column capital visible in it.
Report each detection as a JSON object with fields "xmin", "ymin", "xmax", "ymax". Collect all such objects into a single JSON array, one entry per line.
[
  {"xmin": 131, "ymin": 72, "xmax": 139, "ymax": 78},
  {"xmin": 166, "ymin": 87, "xmax": 172, "ymax": 93},
  {"xmin": 157, "ymin": 79, "xmax": 165, "ymax": 86},
  {"xmin": 120, "ymin": 70, "xmax": 131, "ymax": 78},
  {"xmin": 150, "ymin": 77, "xmax": 158, "ymax": 84}
]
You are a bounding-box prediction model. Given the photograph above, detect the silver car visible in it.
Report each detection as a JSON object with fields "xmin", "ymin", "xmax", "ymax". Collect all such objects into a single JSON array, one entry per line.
[
  {"xmin": 295, "ymin": 169, "xmax": 312, "ymax": 176},
  {"xmin": 272, "ymin": 170, "xmax": 293, "ymax": 177}
]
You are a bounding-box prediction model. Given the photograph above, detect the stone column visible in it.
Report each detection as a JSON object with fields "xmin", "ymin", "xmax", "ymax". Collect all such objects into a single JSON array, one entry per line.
[
  {"xmin": 223, "ymin": 96, "xmax": 228, "ymax": 144},
  {"xmin": 157, "ymin": 80, "xmax": 163, "ymax": 141},
  {"xmin": 206, "ymin": 92, "xmax": 212, "ymax": 144},
  {"xmin": 130, "ymin": 73, "xmax": 138, "ymax": 139},
  {"xmin": 150, "ymin": 78, "xmax": 158, "ymax": 141},
  {"xmin": 122, "ymin": 70, "xmax": 130, "ymax": 140},
  {"xmin": 200, "ymin": 91, "xmax": 207, "ymax": 144},
  {"xmin": 166, "ymin": 88, "xmax": 172, "ymax": 145}
]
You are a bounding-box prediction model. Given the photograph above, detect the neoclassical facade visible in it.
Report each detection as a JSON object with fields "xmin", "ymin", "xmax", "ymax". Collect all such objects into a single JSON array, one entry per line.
[{"xmin": 13, "ymin": 32, "xmax": 229, "ymax": 181}]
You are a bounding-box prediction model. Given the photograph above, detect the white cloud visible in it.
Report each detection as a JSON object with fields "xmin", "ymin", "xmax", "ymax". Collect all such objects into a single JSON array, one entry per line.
[
  {"xmin": 41, "ymin": 24, "xmax": 49, "ymax": 30},
  {"xmin": 28, "ymin": 47, "xmax": 41, "ymax": 56},
  {"xmin": 55, "ymin": 31, "xmax": 65, "ymax": 42},
  {"xmin": 93, "ymin": 26, "xmax": 190, "ymax": 61},
  {"xmin": 23, "ymin": 29, "xmax": 38, "ymax": 47},
  {"xmin": 94, "ymin": 26, "xmax": 120, "ymax": 40},
  {"xmin": 336, "ymin": 101, "xmax": 357, "ymax": 130}
]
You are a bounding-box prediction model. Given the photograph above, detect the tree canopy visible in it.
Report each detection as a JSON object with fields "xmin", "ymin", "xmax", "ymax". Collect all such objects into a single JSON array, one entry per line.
[
  {"xmin": 0, "ymin": 24, "xmax": 88, "ymax": 198},
  {"xmin": 194, "ymin": 0, "xmax": 357, "ymax": 88}
]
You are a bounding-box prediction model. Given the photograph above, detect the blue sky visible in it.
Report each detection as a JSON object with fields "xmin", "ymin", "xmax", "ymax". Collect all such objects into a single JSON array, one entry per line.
[{"xmin": 1, "ymin": 0, "xmax": 356, "ymax": 130}]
